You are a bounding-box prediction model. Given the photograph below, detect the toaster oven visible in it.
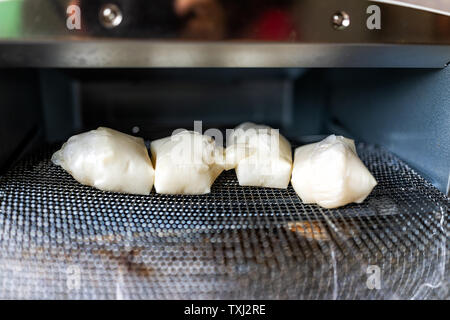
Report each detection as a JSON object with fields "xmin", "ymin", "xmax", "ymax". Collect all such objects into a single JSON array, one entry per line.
[{"xmin": 0, "ymin": 0, "xmax": 448, "ymax": 300}]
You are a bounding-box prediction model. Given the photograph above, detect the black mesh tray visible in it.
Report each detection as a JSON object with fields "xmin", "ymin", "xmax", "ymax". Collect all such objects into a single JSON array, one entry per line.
[{"xmin": 0, "ymin": 143, "xmax": 448, "ymax": 299}]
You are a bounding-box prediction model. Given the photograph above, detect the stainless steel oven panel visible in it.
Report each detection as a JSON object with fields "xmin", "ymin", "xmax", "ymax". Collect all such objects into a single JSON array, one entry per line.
[{"xmin": 0, "ymin": 0, "xmax": 448, "ymax": 67}]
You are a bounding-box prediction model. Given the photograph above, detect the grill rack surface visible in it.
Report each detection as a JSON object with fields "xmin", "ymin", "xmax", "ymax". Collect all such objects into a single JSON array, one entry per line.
[{"xmin": 0, "ymin": 143, "xmax": 448, "ymax": 299}]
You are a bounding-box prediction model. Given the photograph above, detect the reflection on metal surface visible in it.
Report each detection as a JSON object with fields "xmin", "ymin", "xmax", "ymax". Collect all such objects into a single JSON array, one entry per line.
[
  {"xmin": 0, "ymin": 0, "xmax": 448, "ymax": 42},
  {"xmin": 0, "ymin": 42, "xmax": 449, "ymax": 67},
  {"xmin": 374, "ymin": 0, "xmax": 450, "ymax": 16},
  {"xmin": 0, "ymin": 0, "xmax": 450, "ymax": 44},
  {"xmin": 0, "ymin": 0, "xmax": 448, "ymax": 67}
]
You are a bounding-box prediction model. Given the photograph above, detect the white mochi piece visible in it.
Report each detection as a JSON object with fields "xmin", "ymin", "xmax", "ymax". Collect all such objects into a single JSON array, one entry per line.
[
  {"xmin": 51, "ymin": 127, "xmax": 155, "ymax": 195},
  {"xmin": 291, "ymin": 135, "xmax": 377, "ymax": 209},
  {"xmin": 150, "ymin": 131, "xmax": 225, "ymax": 195},
  {"xmin": 225, "ymin": 122, "xmax": 292, "ymax": 189}
]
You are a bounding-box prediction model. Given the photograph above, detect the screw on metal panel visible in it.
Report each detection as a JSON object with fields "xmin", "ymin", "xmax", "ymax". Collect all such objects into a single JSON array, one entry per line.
[
  {"xmin": 99, "ymin": 4, "xmax": 123, "ymax": 29},
  {"xmin": 332, "ymin": 11, "xmax": 350, "ymax": 30},
  {"xmin": 132, "ymin": 126, "xmax": 140, "ymax": 134}
]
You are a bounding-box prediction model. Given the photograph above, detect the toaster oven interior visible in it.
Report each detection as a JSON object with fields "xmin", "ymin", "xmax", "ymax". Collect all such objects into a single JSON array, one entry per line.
[
  {"xmin": 0, "ymin": 67, "xmax": 448, "ymax": 299},
  {"xmin": 2, "ymin": 68, "xmax": 449, "ymax": 193}
]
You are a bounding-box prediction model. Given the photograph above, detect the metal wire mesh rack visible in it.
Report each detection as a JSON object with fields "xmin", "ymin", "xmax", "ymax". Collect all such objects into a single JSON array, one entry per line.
[{"xmin": 0, "ymin": 142, "xmax": 448, "ymax": 299}]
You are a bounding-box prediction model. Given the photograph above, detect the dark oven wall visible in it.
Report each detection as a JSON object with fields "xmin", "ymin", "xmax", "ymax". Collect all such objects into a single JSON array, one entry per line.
[
  {"xmin": 325, "ymin": 68, "xmax": 450, "ymax": 196},
  {"xmin": 0, "ymin": 69, "xmax": 44, "ymax": 173},
  {"xmin": 44, "ymin": 69, "xmax": 307, "ymax": 141}
]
